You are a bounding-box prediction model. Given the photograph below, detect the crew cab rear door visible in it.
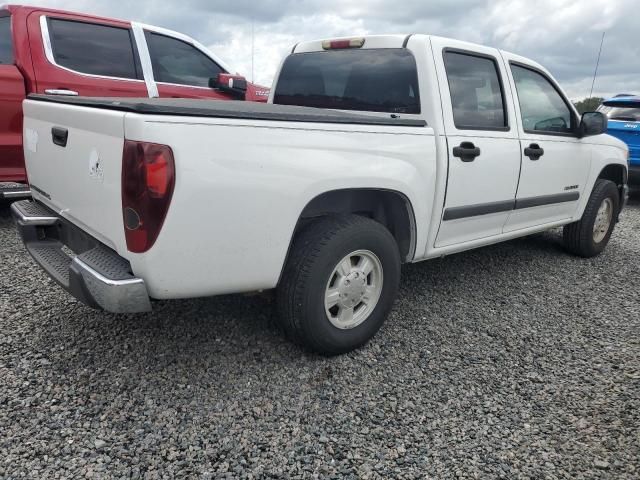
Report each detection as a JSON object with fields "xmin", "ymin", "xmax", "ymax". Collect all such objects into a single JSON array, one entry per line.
[
  {"xmin": 26, "ymin": 11, "xmax": 150, "ymax": 97},
  {"xmin": 430, "ymin": 37, "xmax": 521, "ymax": 247}
]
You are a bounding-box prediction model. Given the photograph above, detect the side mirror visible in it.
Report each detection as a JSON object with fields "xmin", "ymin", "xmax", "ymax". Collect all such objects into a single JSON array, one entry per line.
[
  {"xmin": 578, "ymin": 111, "xmax": 608, "ymax": 137},
  {"xmin": 209, "ymin": 73, "xmax": 248, "ymax": 100}
]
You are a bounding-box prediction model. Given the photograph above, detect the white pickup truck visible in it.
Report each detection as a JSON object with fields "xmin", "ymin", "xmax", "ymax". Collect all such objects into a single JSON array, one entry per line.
[{"xmin": 13, "ymin": 35, "xmax": 629, "ymax": 355}]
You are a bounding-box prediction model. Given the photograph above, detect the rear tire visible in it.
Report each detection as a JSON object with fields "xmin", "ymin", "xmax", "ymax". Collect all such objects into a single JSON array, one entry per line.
[
  {"xmin": 563, "ymin": 179, "xmax": 619, "ymax": 258},
  {"xmin": 276, "ymin": 215, "xmax": 401, "ymax": 356}
]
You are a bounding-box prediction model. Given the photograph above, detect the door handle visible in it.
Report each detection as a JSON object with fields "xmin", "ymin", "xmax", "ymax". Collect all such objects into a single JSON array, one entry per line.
[
  {"xmin": 524, "ymin": 143, "xmax": 544, "ymax": 160},
  {"xmin": 452, "ymin": 142, "xmax": 481, "ymax": 162},
  {"xmin": 51, "ymin": 127, "xmax": 68, "ymax": 147},
  {"xmin": 44, "ymin": 89, "xmax": 79, "ymax": 96}
]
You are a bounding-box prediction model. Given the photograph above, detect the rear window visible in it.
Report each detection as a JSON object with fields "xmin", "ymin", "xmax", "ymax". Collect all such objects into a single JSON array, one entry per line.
[
  {"xmin": 598, "ymin": 105, "xmax": 640, "ymax": 122},
  {"xmin": 48, "ymin": 18, "xmax": 142, "ymax": 80},
  {"xmin": 273, "ymin": 49, "xmax": 421, "ymax": 114},
  {"xmin": 0, "ymin": 16, "xmax": 12, "ymax": 64}
]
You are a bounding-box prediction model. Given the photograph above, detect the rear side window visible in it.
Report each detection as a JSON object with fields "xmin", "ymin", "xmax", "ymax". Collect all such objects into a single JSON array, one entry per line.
[
  {"xmin": 443, "ymin": 51, "xmax": 507, "ymax": 130},
  {"xmin": 511, "ymin": 65, "xmax": 573, "ymax": 134},
  {"xmin": 274, "ymin": 49, "xmax": 421, "ymax": 114},
  {"xmin": 598, "ymin": 104, "xmax": 640, "ymax": 122},
  {"xmin": 145, "ymin": 32, "xmax": 224, "ymax": 88},
  {"xmin": 48, "ymin": 18, "xmax": 142, "ymax": 79},
  {"xmin": 0, "ymin": 16, "xmax": 13, "ymax": 64}
]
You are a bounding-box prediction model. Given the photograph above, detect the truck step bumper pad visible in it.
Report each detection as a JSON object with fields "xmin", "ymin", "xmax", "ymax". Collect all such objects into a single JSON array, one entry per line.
[
  {"xmin": 11, "ymin": 200, "xmax": 152, "ymax": 314},
  {"xmin": 0, "ymin": 183, "xmax": 31, "ymax": 200},
  {"xmin": 10, "ymin": 198, "xmax": 57, "ymax": 225}
]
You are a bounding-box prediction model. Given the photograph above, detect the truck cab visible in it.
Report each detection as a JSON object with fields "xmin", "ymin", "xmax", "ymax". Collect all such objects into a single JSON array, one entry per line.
[
  {"xmin": 271, "ymin": 35, "xmax": 628, "ymax": 247},
  {"xmin": 0, "ymin": 4, "xmax": 269, "ymax": 200}
]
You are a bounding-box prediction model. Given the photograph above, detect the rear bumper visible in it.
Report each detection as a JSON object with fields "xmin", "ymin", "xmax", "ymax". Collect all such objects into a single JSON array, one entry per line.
[
  {"xmin": 11, "ymin": 200, "xmax": 151, "ymax": 313},
  {"xmin": 0, "ymin": 183, "xmax": 31, "ymax": 201}
]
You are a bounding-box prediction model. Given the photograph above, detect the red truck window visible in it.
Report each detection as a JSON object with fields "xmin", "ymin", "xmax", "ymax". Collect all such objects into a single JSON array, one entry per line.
[
  {"xmin": 48, "ymin": 18, "xmax": 143, "ymax": 80},
  {"xmin": 145, "ymin": 31, "xmax": 223, "ymax": 88},
  {"xmin": 0, "ymin": 16, "xmax": 12, "ymax": 64}
]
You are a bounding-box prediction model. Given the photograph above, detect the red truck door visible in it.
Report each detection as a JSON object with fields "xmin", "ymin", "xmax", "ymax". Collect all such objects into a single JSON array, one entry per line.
[
  {"xmin": 142, "ymin": 28, "xmax": 234, "ymax": 100},
  {"xmin": 0, "ymin": 12, "xmax": 26, "ymax": 182},
  {"xmin": 27, "ymin": 12, "xmax": 150, "ymax": 97}
]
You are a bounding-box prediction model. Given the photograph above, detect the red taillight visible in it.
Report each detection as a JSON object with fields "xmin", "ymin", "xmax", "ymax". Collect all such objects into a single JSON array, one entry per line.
[
  {"xmin": 322, "ymin": 38, "xmax": 366, "ymax": 50},
  {"xmin": 145, "ymin": 151, "xmax": 171, "ymax": 196},
  {"xmin": 122, "ymin": 140, "xmax": 175, "ymax": 253}
]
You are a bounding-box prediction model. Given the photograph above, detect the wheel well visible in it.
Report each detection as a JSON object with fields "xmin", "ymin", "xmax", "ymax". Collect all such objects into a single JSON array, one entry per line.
[
  {"xmin": 296, "ymin": 189, "xmax": 416, "ymax": 262},
  {"xmin": 598, "ymin": 164, "xmax": 627, "ymax": 205}
]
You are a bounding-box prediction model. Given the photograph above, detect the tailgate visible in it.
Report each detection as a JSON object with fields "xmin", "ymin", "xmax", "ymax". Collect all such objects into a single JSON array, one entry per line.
[{"xmin": 23, "ymin": 99, "xmax": 127, "ymax": 252}]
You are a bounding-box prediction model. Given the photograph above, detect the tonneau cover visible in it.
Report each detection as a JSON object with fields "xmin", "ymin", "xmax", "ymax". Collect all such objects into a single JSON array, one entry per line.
[{"xmin": 27, "ymin": 95, "xmax": 427, "ymax": 127}]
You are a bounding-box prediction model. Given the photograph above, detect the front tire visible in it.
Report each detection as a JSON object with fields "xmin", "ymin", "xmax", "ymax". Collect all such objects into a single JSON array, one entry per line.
[
  {"xmin": 277, "ymin": 215, "xmax": 401, "ymax": 356},
  {"xmin": 563, "ymin": 179, "xmax": 620, "ymax": 258}
]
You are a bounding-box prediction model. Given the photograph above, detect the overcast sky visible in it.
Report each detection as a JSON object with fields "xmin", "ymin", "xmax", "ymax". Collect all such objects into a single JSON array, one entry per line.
[{"xmin": 25, "ymin": 0, "xmax": 638, "ymax": 99}]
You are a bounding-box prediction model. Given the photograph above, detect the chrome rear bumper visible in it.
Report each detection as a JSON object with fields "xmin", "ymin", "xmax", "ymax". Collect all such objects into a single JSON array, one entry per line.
[
  {"xmin": 0, "ymin": 183, "xmax": 31, "ymax": 201},
  {"xmin": 11, "ymin": 200, "xmax": 151, "ymax": 313}
]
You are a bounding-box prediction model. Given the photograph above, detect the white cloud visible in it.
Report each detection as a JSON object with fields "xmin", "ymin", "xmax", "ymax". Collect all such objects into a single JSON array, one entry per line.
[
  {"xmin": 20, "ymin": 0, "xmax": 640, "ymax": 99},
  {"xmin": 208, "ymin": 14, "xmax": 368, "ymax": 87},
  {"xmin": 479, "ymin": 0, "xmax": 637, "ymax": 98}
]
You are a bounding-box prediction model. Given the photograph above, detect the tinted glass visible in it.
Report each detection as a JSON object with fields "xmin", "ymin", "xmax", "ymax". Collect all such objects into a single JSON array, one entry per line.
[
  {"xmin": 444, "ymin": 52, "xmax": 507, "ymax": 130},
  {"xmin": 598, "ymin": 105, "xmax": 640, "ymax": 122},
  {"xmin": 0, "ymin": 16, "xmax": 12, "ymax": 64},
  {"xmin": 146, "ymin": 32, "xmax": 224, "ymax": 87},
  {"xmin": 274, "ymin": 49, "xmax": 420, "ymax": 114},
  {"xmin": 511, "ymin": 65, "xmax": 573, "ymax": 133},
  {"xmin": 49, "ymin": 19, "xmax": 141, "ymax": 79}
]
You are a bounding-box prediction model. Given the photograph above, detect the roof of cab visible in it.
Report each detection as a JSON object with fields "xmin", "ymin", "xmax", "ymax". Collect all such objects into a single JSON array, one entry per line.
[
  {"xmin": 293, "ymin": 34, "xmax": 410, "ymax": 53},
  {"xmin": 291, "ymin": 33, "xmax": 549, "ymax": 76},
  {"xmin": 293, "ymin": 34, "xmax": 508, "ymax": 53}
]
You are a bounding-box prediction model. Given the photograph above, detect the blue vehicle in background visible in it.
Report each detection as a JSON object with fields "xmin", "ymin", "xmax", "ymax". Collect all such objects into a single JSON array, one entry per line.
[{"xmin": 598, "ymin": 95, "xmax": 640, "ymax": 186}]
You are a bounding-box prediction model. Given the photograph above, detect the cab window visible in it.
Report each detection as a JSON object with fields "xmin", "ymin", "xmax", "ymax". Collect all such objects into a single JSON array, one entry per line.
[
  {"xmin": 443, "ymin": 51, "xmax": 507, "ymax": 130},
  {"xmin": 48, "ymin": 18, "xmax": 142, "ymax": 79},
  {"xmin": 274, "ymin": 49, "xmax": 420, "ymax": 114},
  {"xmin": 511, "ymin": 65, "xmax": 574, "ymax": 134},
  {"xmin": 0, "ymin": 15, "xmax": 13, "ymax": 64},
  {"xmin": 145, "ymin": 32, "xmax": 224, "ymax": 88}
]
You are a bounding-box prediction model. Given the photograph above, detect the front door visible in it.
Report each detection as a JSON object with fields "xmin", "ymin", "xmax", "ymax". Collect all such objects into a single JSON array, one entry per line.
[
  {"xmin": 431, "ymin": 39, "xmax": 522, "ymax": 247},
  {"xmin": 143, "ymin": 29, "xmax": 233, "ymax": 100},
  {"xmin": 503, "ymin": 59, "xmax": 592, "ymax": 232}
]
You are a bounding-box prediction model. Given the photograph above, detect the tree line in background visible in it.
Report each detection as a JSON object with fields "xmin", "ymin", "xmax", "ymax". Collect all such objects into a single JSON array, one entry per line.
[{"xmin": 574, "ymin": 97, "xmax": 604, "ymax": 114}]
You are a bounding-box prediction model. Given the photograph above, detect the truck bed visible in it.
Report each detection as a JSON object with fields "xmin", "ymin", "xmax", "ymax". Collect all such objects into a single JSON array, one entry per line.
[
  {"xmin": 22, "ymin": 94, "xmax": 436, "ymax": 299},
  {"xmin": 27, "ymin": 94, "xmax": 427, "ymax": 127}
]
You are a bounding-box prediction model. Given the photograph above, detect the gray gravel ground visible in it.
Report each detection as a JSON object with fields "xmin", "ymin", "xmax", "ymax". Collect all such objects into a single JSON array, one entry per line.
[{"xmin": 1, "ymin": 194, "xmax": 639, "ymax": 479}]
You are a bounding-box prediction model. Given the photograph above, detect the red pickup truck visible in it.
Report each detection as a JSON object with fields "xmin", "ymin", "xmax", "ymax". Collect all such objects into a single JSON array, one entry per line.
[{"xmin": 0, "ymin": 4, "xmax": 269, "ymax": 200}]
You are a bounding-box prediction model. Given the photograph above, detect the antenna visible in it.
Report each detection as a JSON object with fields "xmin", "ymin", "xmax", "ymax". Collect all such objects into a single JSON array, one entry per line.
[
  {"xmin": 251, "ymin": 18, "xmax": 255, "ymax": 83},
  {"xmin": 589, "ymin": 32, "xmax": 605, "ymax": 99}
]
